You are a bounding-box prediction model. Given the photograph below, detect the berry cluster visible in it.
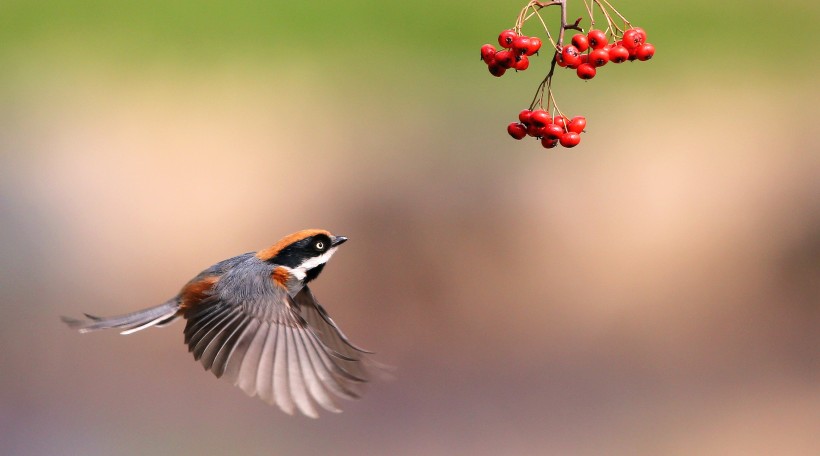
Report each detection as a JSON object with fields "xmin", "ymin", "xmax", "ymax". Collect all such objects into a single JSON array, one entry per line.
[
  {"xmin": 508, "ymin": 110, "xmax": 587, "ymax": 148},
  {"xmin": 480, "ymin": 0, "xmax": 653, "ymax": 149},
  {"xmin": 480, "ymin": 29, "xmax": 542, "ymax": 77},
  {"xmin": 557, "ymin": 27, "xmax": 654, "ymax": 80}
]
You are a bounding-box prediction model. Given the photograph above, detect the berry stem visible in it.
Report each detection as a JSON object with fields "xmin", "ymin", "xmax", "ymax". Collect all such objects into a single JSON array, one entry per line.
[
  {"xmin": 591, "ymin": 0, "xmax": 629, "ymax": 38},
  {"xmin": 527, "ymin": 0, "xmax": 575, "ymax": 118},
  {"xmin": 517, "ymin": 1, "xmax": 565, "ymax": 51},
  {"xmin": 592, "ymin": 0, "xmax": 617, "ymax": 36},
  {"xmin": 516, "ymin": 1, "xmax": 560, "ymax": 34},
  {"xmin": 599, "ymin": 0, "xmax": 631, "ymax": 28},
  {"xmin": 548, "ymin": 85, "xmax": 567, "ymax": 121},
  {"xmin": 582, "ymin": 0, "xmax": 595, "ymax": 30},
  {"xmin": 529, "ymin": 6, "xmax": 557, "ymax": 49}
]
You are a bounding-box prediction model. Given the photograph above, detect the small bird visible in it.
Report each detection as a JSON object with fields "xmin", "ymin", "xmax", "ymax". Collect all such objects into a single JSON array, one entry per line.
[{"xmin": 63, "ymin": 229, "xmax": 376, "ymax": 418}]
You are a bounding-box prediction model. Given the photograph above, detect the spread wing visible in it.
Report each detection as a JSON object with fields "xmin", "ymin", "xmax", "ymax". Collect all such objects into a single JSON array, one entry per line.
[
  {"xmin": 293, "ymin": 286, "xmax": 375, "ymax": 383},
  {"xmin": 182, "ymin": 283, "xmax": 370, "ymax": 418}
]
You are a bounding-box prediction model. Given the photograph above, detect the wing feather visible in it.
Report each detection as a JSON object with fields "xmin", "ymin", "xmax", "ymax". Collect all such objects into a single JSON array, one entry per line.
[
  {"xmin": 201, "ymin": 311, "xmax": 247, "ymax": 374},
  {"xmin": 184, "ymin": 304, "xmax": 231, "ymax": 346},
  {"xmin": 273, "ymin": 320, "xmax": 294, "ymax": 414},
  {"xmin": 190, "ymin": 309, "xmax": 238, "ymax": 361},
  {"xmin": 297, "ymin": 288, "xmax": 373, "ymax": 354},
  {"xmin": 294, "ymin": 325, "xmax": 341, "ymax": 413},
  {"xmin": 301, "ymin": 327, "xmax": 364, "ymax": 399},
  {"xmin": 255, "ymin": 322, "xmax": 278, "ymax": 405},
  {"xmin": 236, "ymin": 320, "xmax": 267, "ymax": 396},
  {"xmin": 286, "ymin": 324, "xmax": 318, "ymax": 418},
  {"xmin": 221, "ymin": 317, "xmax": 259, "ymax": 385},
  {"xmin": 294, "ymin": 288, "xmax": 372, "ymax": 382}
]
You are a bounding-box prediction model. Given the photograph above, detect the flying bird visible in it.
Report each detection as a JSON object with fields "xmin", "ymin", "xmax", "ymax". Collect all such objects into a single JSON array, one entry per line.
[{"xmin": 63, "ymin": 229, "xmax": 377, "ymax": 418}]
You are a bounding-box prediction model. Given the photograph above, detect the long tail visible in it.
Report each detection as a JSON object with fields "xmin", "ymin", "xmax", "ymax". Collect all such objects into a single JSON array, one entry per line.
[{"xmin": 62, "ymin": 299, "xmax": 180, "ymax": 335}]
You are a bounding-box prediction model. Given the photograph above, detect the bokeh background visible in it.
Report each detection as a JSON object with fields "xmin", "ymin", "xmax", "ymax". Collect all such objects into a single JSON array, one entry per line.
[{"xmin": 1, "ymin": 1, "xmax": 818, "ymax": 455}]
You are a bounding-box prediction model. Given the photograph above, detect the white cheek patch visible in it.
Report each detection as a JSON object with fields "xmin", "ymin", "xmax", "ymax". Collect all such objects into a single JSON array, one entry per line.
[{"xmin": 290, "ymin": 247, "xmax": 337, "ymax": 281}]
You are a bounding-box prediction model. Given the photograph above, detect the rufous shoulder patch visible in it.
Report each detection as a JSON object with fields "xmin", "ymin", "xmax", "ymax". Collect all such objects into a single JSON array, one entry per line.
[
  {"xmin": 271, "ymin": 266, "xmax": 291, "ymax": 288},
  {"xmin": 179, "ymin": 276, "xmax": 219, "ymax": 310}
]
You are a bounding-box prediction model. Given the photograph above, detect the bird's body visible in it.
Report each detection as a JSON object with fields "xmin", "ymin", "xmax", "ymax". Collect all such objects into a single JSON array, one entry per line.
[{"xmin": 63, "ymin": 229, "xmax": 375, "ymax": 418}]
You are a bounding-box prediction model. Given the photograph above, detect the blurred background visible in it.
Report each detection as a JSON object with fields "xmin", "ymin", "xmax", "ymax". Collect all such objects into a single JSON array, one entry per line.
[{"xmin": 1, "ymin": 1, "xmax": 818, "ymax": 455}]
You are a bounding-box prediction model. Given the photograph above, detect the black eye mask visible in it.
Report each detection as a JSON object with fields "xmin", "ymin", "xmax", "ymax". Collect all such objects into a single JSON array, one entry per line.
[{"xmin": 271, "ymin": 234, "xmax": 332, "ymax": 268}]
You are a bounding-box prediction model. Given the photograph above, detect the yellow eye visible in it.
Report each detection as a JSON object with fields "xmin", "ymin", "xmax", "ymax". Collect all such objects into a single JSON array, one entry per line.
[{"xmin": 315, "ymin": 241, "xmax": 325, "ymax": 250}]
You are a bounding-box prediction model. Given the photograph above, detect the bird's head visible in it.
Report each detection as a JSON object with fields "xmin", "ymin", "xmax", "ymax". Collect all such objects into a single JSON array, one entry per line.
[{"xmin": 256, "ymin": 229, "xmax": 348, "ymax": 288}]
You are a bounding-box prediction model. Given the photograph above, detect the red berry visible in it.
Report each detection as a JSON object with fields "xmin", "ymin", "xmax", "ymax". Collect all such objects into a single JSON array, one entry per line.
[
  {"xmin": 498, "ymin": 29, "xmax": 517, "ymax": 48},
  {"xmin": 635, "ymin": 43, "xmax": 655, "ymax": 61},
  {"xmin": 567, "ymin": 116, "xmax": 586, "ymax": 133},
  {"xmin": 552, "ymin": 115, "xmax": 568, "ymax": 129},
  {"xmin": 543, "ymin": 123, "xmax": 564, "ymax": 140},
  {"xmin": 530, "ymin": 109, "xmax": 552, "ymax": 127},
  {"xmin": 589, "ymin": 49, "xmax": 609, "ymax": 67},
  {"xmin": 579, "ymin": 53, "xmax": 589, "ymax": 64},
  {"xmin": 488, "ymin": 62, "xmax": 506, "ymax": 77},
  {"xmin": 514, "ymin": 55, "xmax": 529, "ymax": 70},
  {"xmin": 525, "ymin": 37, "xmax": 542, "ymax": 56},
  {"xmin": 480, "ymin": 44, "xmax": 496, "ymax": 63},
  {"xmin": 609, "ymin": 45, "xmax": 629, "ymax": 63},
  {"xmin": 507, "ymin": 122, "xmax": 527, "ymax": 140},
  {"xmin": 559, "ymin": 132, "xmax": 581, "ymax": 147},
  {"xmin": 557, "ymin": 52, "xmax": 580, "ymax": 69},
  {"xmin": 561, "ymin": 45, "xmax": 582, "ymax": 68},
  {"xmin": 622, "ymin": 28, "xmax": 644, "ymax": 50},
  {"xmin": 571, "ymin": 34, "xmax": 589, "ymax": 52},
  {"xmin": 541, "ymin": 137, "xmax": 559, "ymax": 149},
  {"xmin": 629, "ymin": 27, "xmax": 647, "ymax": 44},
  {"xmin": 587, "ymin": 29, "xmax": 608, "ymax": 49},
  {"xmin": 518, "ymin": 110, "xmax": 532, "ymax": 125},
  {"xmin": 576, "ymin": 63, "xmax": 596, "ymax": 79},
  {"xmin": 495, "ymin": 50, "xmax": 516, "ymax": 68},
  {"xmin": 512, "ymin": 36, "xmax": 531, "ymax": 54},
  {"xmin": 527, "ymin": 124, "xmax": 546, "ymax": 138}
]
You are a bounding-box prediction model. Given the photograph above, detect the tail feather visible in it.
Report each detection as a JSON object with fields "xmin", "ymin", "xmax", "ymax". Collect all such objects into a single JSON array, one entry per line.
[{"xmin": 62, "ymin": 299, "xmax": 180, "ymax": 335}]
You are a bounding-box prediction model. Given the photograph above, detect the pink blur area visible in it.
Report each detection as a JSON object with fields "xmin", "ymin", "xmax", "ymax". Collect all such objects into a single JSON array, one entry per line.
[{"xmin": 1, "ymin": 70, "xmax": 818, "ymax": 455}]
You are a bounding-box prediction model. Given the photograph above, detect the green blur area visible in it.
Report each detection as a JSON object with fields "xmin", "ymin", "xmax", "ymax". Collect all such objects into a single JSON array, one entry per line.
[
  {"xmin": 1, "ymin": 0, "xmax": 817, "ymax": 87},
  {"xmin": 3, "ymin": 0, "xmax": 817, "ymax": 162}
]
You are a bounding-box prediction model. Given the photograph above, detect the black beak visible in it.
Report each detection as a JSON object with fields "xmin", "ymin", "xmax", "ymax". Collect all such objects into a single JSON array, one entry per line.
[{"xmin": 331, "ymin": 236, "xmax": 348, "ymax": 247}]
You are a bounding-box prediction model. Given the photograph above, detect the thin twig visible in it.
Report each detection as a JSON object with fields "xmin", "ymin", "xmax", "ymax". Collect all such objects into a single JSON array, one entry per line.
[
  {"xmin": 591, "ymin": 0, "xmax": 615, "ymax": 36},
  {"xmin": 582, "ymin": 0, "xmax": 595, "ymax": 30},
  {"xmin": 600, "ymin": 0, "xmax": 631, "ymax": 27},
  {"xmin": 531, "ymin": 6, "xmax": 556, "ymax": 49},
  {"xmin": 565, "ymin": 17, "xmax": 584, "ymax": 33},
  {"xmin": 527, "ymin": 0, "xmax": 571, "ymax": 111}
]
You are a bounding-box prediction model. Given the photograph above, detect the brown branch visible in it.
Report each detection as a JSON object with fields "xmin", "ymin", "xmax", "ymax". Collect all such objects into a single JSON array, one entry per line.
[{"xmin": 565, "ymin": 17, "xmax": 584, "ymax": 32}]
